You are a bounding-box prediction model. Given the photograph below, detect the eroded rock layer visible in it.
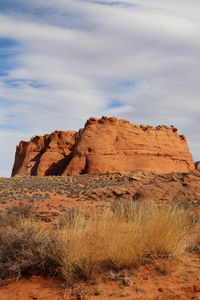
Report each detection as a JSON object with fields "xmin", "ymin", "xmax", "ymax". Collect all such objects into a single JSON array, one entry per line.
[
  {"xmin": 12, "ymin": 117, "xmax": 194, "ymax": 176},
  {"xmin": 12, "ymin": 131, "xmax": 76, "ymax": 176}
]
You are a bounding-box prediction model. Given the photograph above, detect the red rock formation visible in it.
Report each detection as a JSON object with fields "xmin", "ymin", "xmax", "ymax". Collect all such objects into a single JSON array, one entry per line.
[
  {"xmin": 12, "ymin": 131, "xmax": 76, "ymax": 176},
  {"xmin": 11, "ymin": 117, "xmax": 194, "ymax": 176}
]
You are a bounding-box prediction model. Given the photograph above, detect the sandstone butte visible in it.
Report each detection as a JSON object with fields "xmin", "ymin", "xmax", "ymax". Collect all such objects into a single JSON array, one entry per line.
[{"xmin": 11, "ymin": 116, "xmax": 194, "ymax": 177}]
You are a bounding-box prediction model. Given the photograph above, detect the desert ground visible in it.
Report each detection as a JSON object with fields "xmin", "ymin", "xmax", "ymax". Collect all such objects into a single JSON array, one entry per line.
[{"xmin": 0, "ymin": 170, "xmax": 199, "ymax": 300}]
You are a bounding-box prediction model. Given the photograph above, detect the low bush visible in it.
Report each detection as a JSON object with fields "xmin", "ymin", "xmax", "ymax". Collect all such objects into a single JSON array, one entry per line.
[{"xmin": 0, "ymin": 219, "xmax": 50, "ymax": 279}]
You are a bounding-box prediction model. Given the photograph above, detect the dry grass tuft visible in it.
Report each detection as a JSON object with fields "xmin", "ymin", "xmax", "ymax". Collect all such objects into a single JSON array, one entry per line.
[
  {"xmin": 50, "ymin": 201, "xmax": 198, "ymax": 283},
  {"xmin": 56, "ymin": 207, "xmax": 85, "ymax": 230}
]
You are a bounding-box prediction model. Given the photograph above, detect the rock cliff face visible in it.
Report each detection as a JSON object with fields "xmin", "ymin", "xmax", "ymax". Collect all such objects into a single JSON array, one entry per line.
[
  {"xmin": 11, "ymin": 117, "xmax": 194, "ymax": 176},
  {"xmin": 12, "ymin": 131, "xmax": 76, "ymax": 176}
]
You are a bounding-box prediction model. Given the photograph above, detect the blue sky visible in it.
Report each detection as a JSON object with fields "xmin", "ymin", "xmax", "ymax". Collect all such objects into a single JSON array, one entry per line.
[{"xmin": 0, "ymin": 0, "xmax": 200, "ymax": 177}]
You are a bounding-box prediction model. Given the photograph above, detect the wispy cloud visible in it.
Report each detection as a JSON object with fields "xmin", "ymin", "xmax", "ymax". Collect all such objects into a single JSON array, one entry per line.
[{"xmin": 0, "ymin": 0, "xmax": 200, "ymax": 176}]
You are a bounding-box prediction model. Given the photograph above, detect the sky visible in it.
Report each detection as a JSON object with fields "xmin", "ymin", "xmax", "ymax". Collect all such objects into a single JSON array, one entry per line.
[{"xmin": 0, "ymin": 0, "xmax": 200, "ymax": 177}]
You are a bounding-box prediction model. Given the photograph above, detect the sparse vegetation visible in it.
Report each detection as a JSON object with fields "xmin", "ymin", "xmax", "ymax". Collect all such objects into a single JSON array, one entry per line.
[{"xmin": 0, "ymin": 201, "xmax": 197, "ymax": 285}]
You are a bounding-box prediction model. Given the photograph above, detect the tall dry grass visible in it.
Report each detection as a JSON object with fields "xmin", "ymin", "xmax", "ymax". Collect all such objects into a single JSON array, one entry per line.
[
  {"xmin": 50, "ymin": 200, "xmax": 198, "ymax": 283},
  {"xmin": 0, "ymin": 201, "xmax": 197, "ymax": 283}
]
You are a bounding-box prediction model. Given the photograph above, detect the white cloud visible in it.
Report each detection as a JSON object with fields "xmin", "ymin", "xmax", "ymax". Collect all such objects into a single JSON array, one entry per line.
[{"xmin": 0, "ymin": 0, "xmax": 200, "ymax": 176}]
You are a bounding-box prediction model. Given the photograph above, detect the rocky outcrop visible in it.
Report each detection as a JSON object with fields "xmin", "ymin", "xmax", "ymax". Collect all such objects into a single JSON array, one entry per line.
[
  {"xmin": 11, "ymin": 117, "xmax": 194, "ymax": 176},
  {"xmin": 12, "ymin": 131, "xmax": 76, "ymax": 176}
]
